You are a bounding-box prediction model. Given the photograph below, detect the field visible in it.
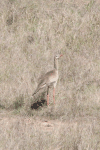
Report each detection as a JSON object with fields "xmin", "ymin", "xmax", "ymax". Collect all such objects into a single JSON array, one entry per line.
[{"xmin": 0, "ymin": 0, "xmax": 100, "ymax": 149}]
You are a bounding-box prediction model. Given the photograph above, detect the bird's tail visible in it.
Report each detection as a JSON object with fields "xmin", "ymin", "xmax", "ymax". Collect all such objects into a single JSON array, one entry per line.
[
  {"xmin": 32, "ymin": 92, "xmax": 36, "ymax": 96},
  {"xmin": 32, "ymin": 88, "xmax": 39, "ymax": 96}
]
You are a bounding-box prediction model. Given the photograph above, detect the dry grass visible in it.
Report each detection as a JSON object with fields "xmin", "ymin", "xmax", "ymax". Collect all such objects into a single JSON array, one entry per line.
[
  {"xmin": 0, "ymin": 115, "xmax": 100, "ymax": 150},
  {"xmin": 0, "ymin": 0, "xmax": 100, "ymax": 149}
]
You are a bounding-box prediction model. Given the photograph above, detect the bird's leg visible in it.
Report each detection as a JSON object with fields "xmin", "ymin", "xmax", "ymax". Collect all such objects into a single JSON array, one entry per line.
[
  {"xmin": 53, "ymin": 88, "xmax": 55, "ymax": 104},
  {"xmin": 47, "ymin": 95, "xmax": 49, "ymax": 106},
  {"xmin": 47, "ymin": 87, "xmax": 49, "ymax": 106}
]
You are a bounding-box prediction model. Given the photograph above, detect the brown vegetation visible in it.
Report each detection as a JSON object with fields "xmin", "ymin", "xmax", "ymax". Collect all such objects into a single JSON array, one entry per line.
[{"xmin": 0, "ymin": 0, "xmax": 100, "ymax": 149}]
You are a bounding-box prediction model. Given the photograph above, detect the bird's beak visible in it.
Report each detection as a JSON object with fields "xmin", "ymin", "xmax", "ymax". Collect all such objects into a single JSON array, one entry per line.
[{"xmin": 60, "ymin": 54, "xmax": 63, "ymax": 57}]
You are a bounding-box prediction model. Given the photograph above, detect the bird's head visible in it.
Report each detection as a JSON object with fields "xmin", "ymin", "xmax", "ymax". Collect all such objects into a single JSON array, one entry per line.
[{"xmin": 55, "ymin": 54, "xmax": 63, "ymax": 59}]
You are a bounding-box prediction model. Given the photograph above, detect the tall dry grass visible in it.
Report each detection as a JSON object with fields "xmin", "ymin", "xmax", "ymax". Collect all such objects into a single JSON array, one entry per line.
[{"xmin": 0, "ymin": 0, "xmax": 100, "ymax": 149}]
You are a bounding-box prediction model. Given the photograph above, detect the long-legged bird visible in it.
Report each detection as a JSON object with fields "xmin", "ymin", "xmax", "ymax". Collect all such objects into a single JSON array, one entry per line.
[{"xmin": 32, "ymin": 54, "xmax": 62, "ymax": 105}]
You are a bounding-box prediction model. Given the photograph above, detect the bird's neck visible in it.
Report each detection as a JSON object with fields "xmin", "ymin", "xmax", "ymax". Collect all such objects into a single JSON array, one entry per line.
[{"xmin": 54, "ymin": 58, "xmax": 58, "ymax": 70}]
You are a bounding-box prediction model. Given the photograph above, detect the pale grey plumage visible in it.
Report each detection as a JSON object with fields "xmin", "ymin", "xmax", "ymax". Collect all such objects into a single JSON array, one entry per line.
[{"xmin": 32, "ymin": 54, "xmax": 62, "ymax": 101}]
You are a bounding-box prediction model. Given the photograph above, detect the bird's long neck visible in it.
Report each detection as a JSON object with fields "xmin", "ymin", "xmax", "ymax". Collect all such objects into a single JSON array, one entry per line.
[{"xmin": 54, "ymin": 57, "xmax": 58, "ymax": 70}]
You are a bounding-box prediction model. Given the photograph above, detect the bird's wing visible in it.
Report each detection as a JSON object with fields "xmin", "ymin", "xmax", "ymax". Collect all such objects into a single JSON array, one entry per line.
[
  {"xmin": 32, "ymin": 79, "xmax": 46, "ymax": 96},
  {"xmin": 33, "ymin": 69, "xmax": 56, "ymax": 96}
]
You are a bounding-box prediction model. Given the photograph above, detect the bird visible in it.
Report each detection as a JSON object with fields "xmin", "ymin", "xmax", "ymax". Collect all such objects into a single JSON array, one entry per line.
[{"xmin": 32, "ymin": 53, "xmax": 63, "ymax": 106}]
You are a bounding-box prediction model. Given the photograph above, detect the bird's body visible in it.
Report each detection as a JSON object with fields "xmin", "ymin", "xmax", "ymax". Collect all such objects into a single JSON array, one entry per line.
[
  {"xmin": 32, "ymin": 54, "xmax": 62, "ymax": 105},
  {"xmin": 33, "ymin": 69, "xmax": 58, "ymax": 95}
]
